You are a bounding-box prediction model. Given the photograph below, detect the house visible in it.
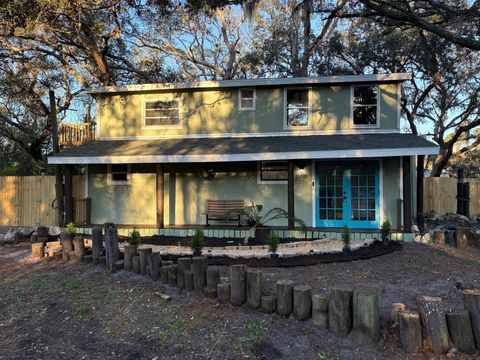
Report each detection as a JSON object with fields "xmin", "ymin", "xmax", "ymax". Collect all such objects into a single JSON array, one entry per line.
[{"xmin": 48, "ymin": 74, "xmax": 438, "ymax": 238}]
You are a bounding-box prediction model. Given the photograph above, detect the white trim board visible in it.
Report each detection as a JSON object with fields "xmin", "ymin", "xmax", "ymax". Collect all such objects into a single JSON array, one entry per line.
[
  {"xmin": 49, "ymin": 146, "xmax": 439, "ymax": 165},
  {"xmin": 87, "ymin": 73, "xmax": 412, "ymax": 95}
]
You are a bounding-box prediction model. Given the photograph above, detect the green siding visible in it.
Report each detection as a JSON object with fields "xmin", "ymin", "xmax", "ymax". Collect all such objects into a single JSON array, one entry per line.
[{"xmin": 381, "ymin": 157, "xmax": 401, "ymax": 229}]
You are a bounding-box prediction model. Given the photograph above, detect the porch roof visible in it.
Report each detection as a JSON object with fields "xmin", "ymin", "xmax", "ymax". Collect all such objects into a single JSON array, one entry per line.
[{"xmin": 48, "ymin": 133, "xmax": 438, "ymax": 164}]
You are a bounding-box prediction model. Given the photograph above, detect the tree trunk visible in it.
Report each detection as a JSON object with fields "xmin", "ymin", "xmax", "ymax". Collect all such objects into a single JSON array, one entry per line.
[
  {"xmin": 446, "ymin": 310, "xmax": 476, "ymax": 355},
  {"xmin": 293, "ymin": 285, "xmax": 312, "ymax": 321},
  {"xmin": 246, "ymin": 268, "xmax": 262, "ymax": 309},
  {"xmin": 91, "ymin": 227, "xmax": 102, "ymax": 265},
  {"xmin": 416, "ymin": 295, "xmax": 449, "ymax": 354},
  {"xmin": 352, "ymin": 289, "xmax": 380, "ymax": 346},
  {"xmin": 328, "ymin": 287, "xmax": 354, "ymax": 336},
  {"xmin": 192, "ymin": 256, "xmax": 208, "ymax": 293},
  {"xmin": 462, "ymin": 289, "xmax": 480, "ymax": 348},
  {"xmin": 312, "ymin": 295, "xmax": 328, "ymax": 329},
  {"xmin": 399, "ymin": 309, "xmax": 423, "ymax": 353},
  {"xmin": 230, "ymin": 264, "xmax": 247, "ymax": 306},
  {"xmin": 276, "ymin": 280, "xmax": 294, "ymax": 317}
]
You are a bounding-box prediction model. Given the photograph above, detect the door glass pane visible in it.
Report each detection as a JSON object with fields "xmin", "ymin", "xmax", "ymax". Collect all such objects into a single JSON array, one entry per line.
[
  {"xmin": 351, "ymin": 164, "xmax": 377, "ymax": 223},
  {"xmin": 318, "ymin": 166, "xmax": 344, "ymax": 222}
]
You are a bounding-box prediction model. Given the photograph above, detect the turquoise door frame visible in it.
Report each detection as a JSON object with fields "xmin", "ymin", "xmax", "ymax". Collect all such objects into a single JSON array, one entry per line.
[{"xmin": 315, "ymin": 161, "xmax": 380, "ymax": 229}]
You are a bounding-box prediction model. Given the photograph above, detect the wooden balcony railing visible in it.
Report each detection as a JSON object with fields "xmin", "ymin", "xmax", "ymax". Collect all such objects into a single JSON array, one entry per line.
[{"xmin": 60, "ymin": 123, "xmax": 96, "ymax": 147}]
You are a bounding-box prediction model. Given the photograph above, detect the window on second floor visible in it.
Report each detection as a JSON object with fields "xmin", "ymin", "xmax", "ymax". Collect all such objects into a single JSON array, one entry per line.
[
  {"xmin": 239, "ymin": 88, "xmax": 255, "ymax": 110},
  {"xmin": 352, "ymin": 85, "xmax": 379, "ymax": 126},
  {"xmin": 285, "ymin": 88, "xmax": 310, "ymax": 128},
  {"xmin": 144, "ymin": 100, "xmax": 180, "ymax": 127}
]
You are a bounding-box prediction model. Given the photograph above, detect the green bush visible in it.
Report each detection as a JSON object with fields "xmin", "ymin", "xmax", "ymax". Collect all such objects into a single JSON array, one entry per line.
[
  {"xmin": 266, "ymin": 232, "xmax": 279, "ymax": 254},
  {"xmin": 129, "ymin": 229, "xmax": 141, "ymax": 246},
  {"xmin": 191, "ymin": 229, "xmax": 204, "ymax": 254},
  {"xmin": 341, "ymin": 224, "xmax": 351, "ymax": 250},
  {"xmin": 381, "ymin": 220, "xmax": 392, "ymax": 241},
  {"xmin": 66, "ymin": 222, "xmax": 76, "ymax": 235}
]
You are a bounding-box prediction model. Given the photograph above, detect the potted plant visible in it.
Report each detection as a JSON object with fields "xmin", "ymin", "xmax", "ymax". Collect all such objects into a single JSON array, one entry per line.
[
  {"xmin": 342, "ymin": 224, "xmax": 351, "ymax": 255},
  {"xmin": 381, "ymin": 220, "xmax": 392, "ymax": 246},
  {"xmin": 267, "ymin": 232, "xmax": 280, "ymax": 264},
  {"xmin": 191, "ymin": 229, "xmax": 204, "ymax": 257}
]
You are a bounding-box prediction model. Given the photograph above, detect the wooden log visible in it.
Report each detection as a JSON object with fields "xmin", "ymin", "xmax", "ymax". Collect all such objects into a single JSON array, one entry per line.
[
  {"xmin": 177, "ymin": 257, "xmax": 192, "ymax": 289},
  {"xmin": 246, "ymin": 268, "xmax": 262, "ymax": 309},
  {"xmin": 31, "ymin": 242, "xmax": 44, "ymax": 258},
  {"xmin": 455, "ymin": 227, "xmax": 469, "ymax": 249},
  {"xmin": 312, "ymin": 295, "xmax": 328, "ymax": 329},
  {"xmin": 433, "ymin": 230, "xmax": 446, "ymax": 245},
  {"xmin": 113, "ymin": 259, "xmax": 123, "ymax": 271},
  {"xmin": 445, "ymin": 230, "xmax": 455, "ymax": 247},
  {"xmin": 206, "ymin": 267, "xmax": 221, "ymax": 297},
  {"xmin": 91, "ymin": 227, "xmax": 102, "ymax": 265},
  {"xmin": 123, "ymin": 244, "xmax": 137, "ymax": 271},
  {"xmin": 261, "ymin": 295, "xmax": 276, "ymax": 314},
  {"xmin": 328, "ymin": 287, "xmax": 354, "ymax": 337},
  {"xmin": 462, "ymin": 289, "xmax": 480, "ymax": 348},
  {"xmin": 168, "ymin": 264, "xmax": 178, "ymax": 286},
  {"xmin": 132, "ymin": 255, "xmax": 141, "ymax": 274},
  {"xmin": 192, "ymin": 257, "xmax": 208, "ymax": 293},
  {"xmin": 184, "ymin": 270, "xmax": 194, "ymax": 291},
  {"xmin": 150, "ymin": 252, "xmax": 161, "ymax": 282},
  {"xmin": 352, "ymin": 288, "xmax": 380, "ymax": 346},
  {"xmin": 230, "ymin": 264, "xmax": 247, "ymax": 306},
  {"xmin": 139, "ymin": 248, "xmax": 152, "ymax": 276},
  {"xmin": 416, "ymin": 295, "xmax": 449, "ymax": 354},
  {"xmin": 60, "ymin": 232, "xmax": 73, "ymax": 261},
  {"xmin": 293, "ymin": 285, "xmax": 312, "ymax": 321},
  {"xmin": 105, "ymin": 229, "xmax": 119, "ymax": 273},
  {"xmin": 276, "ymin": 280, "xmax": 294, "ymax": 317},
  {"xmin": 217, "ymin": 283, "xmax": 231, "ymax": 303},
  {"xmin": 73, "ymin": 236, "xmax": 86, "ymax": 261},
  {"xmin": 387, "ymin": 303, "xmax": 406, "ymax": 340},
  {"xmin": 160, "ymin": 266, "xmax": 169, "ymax": 284},
  {"xmin": 446, "ymin": 310, "xmax": 476, "ymax": 355},
  {"xmin": 205, "ymin": 288, "xmax": 217, "ymax": 299},
  {"xmin": 399, "ymin": 309, "xmax": 423, "ymax": 353},
  {"xmin": 68, "ymin": 250, "xmax": 76, "ymax": 261}
]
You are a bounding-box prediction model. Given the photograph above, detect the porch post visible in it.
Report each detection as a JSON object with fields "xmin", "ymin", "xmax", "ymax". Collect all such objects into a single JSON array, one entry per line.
[
  {"xmin": 402, "ymin": 156, "xmax": 412, "ymax": 232},
  {"xmin": 288, "ymin": 160, "xmax": 295, "ymax": 230},
  {"xmin": 64, "ymin": 164, "xmax": 73, "ymax": 224},
  {"xmin": 416, "ymin": 155, "xmax": 425, "ymax": 227},
  {"xmin": 156, "ymin": 164, "xmax": 164, "ymax": 228}
]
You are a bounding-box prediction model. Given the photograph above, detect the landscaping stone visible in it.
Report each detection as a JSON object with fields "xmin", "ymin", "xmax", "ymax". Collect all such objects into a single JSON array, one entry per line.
[{"xmin": 48, "ymin": 226, "xmax": 62, "ymax": 237}]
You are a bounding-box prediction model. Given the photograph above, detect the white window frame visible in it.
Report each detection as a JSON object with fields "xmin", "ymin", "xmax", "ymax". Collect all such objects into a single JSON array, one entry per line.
[
  {"xmin": 142, "ymin": 98, "xmax": 182, "ymax": 129},
  {"xmin": 257, "ymin": 161, "xmax": 288, "ymax": 185},
  {"xmin": 283, "ymin": 87, "xmax": 311, "ymax": 130},
  {"xmin": 107, "ymin": 164, "xmax": 131, "ymax": 185},
  {"xmin": 238, "ymin": 88, "xmax": 256, "ymax": 111},
  {"xmin": 350, "ymin": 84, "xmax": 380, "ymax": 128}
]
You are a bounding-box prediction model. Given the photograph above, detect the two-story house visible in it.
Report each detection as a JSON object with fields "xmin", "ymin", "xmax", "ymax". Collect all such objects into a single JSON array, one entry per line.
[{"xmin": 48, "ymin": 74, "xmax": 438, "ymax": 237}]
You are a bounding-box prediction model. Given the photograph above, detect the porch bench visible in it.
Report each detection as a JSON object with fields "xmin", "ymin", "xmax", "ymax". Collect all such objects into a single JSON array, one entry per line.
[{"xmin": 204, "ymin": 200, "xmax": 244, "ymax": 226}]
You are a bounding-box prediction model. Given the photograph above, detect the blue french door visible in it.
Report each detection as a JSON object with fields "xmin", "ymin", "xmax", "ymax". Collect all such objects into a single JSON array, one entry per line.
[{"xmin": 315, "ymin": 161, "xmax": 380, "ymax": 229}]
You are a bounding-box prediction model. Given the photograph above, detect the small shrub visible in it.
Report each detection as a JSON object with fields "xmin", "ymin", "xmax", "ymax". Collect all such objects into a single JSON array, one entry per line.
[
  {"xmin": 191, "ymin": 229, "xmax": 204, "ymax": 255},
  {"xmin": 266, "ymin": 232, "xmax": 279, "ymax": 254},
  {"xmin": 381, "ymin": 220, "xmax": 392, "ymax": 241},
  {"xmin": 341, "ymin": 224, "xmax": 351, "ymax": 250},
  {"xmin": 65, "ymin": 222, "xmax": 76, "ymax": 235},
  {"xmin": 129, "ymin": 229, "xmax": 141, "ymax": 246}
]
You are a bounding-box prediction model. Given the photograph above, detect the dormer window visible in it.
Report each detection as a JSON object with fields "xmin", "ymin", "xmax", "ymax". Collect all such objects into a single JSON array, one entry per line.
[
  {"xmin": 352, "ymin": 85, "xmax": 379, "ymax": 126},
  {"xmin": 239, "ymin": 88, "xmax": 255, "ymax": 110},
  {"xmin": 144, "ymin": 99, "xmax": 181, "ymax": 128},
  {"xmin": 285, "ymin": 88, "xmax": 310, "ymax": 128}
]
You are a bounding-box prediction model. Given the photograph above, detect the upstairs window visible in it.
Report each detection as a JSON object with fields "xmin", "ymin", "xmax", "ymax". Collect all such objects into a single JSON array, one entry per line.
[
  {"xmin": 108, "ymin": 164, "xmax": 130, "ymax": 185},
  {"xmin": 239, "ymin": 88, "xmax": 255, "ymax": 110},
  {"xmin": 352, "ymin": 86, "xmax": 378, "ymax": 126},
  {"xmin": 285, "ymin": 89, "xmax": 309, "ymax": 128},
  {"xmin": 259, "ymin": 161, "xmax": 288, "ymax": 182},
  {"xmin": 144, "ymin": 100, "xmax": 180, "ymax": 127}
]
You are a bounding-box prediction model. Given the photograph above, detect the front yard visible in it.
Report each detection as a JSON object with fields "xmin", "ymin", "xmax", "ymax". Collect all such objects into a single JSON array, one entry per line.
[{"xmin": 0, "ymin": 242, "xmax": 479, "ymax": 359}]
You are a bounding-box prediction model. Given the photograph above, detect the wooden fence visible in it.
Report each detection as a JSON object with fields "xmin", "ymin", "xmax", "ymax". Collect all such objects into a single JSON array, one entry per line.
[
  {"xmin": 0, "ymin": 175, "xmax": 85, "ymax": 227},
  {"xmin": 424, "ymin": 177, "xmax": 480, "ymax": 215}
]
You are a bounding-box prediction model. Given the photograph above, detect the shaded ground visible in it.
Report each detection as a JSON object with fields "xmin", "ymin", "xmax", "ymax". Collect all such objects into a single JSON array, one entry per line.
[{"xmin": 1, "ymin": 243, "xmax": 479, "ymax": 360}]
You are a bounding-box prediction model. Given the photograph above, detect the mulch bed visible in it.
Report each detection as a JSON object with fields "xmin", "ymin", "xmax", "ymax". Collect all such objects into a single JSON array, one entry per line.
[
  {"xmin": 158, "ymin": 241, "xmax": 402, "ymax": 268},
  {"xmin": 140, "ymin": 235, "xmax": 307, "ymax": 247}
]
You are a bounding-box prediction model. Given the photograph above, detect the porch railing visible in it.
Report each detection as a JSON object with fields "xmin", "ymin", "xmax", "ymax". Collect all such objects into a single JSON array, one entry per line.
[{"xmin": 60, "ymin": 123, "xmax": 96, "ymax": 147}]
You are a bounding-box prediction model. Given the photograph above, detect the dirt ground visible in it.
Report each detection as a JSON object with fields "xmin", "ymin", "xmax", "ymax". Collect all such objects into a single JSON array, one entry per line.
[{"xmin": 1, "ymin": 242, "xmax": 479, "ymax": 360}]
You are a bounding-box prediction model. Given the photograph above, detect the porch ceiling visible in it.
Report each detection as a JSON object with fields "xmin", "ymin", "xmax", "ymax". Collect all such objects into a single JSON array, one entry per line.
[{"xmin": 48, "ymin": 133, "xmax": 438, "ymax": 164}]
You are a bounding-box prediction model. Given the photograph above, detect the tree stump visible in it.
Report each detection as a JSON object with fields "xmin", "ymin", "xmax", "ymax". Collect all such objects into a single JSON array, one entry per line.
[
  {"xmin": 328, "ymin": 287, "xmax": 354, "ymax": 337},
  {"xmin": 293, "ymin": 285, "xmax": 312, "ymax": 321},
  {"xmin": 123, "ymin": 244, "xmax": 137, "ymax": 271},
  {"xmin": 150, "ymin": 252, "xmax": 161, "ymax": 282},
  {"xmin": 462, "ymin": 289, "xmax": 480, "ymax": 348},
  {"xmin": 92, "ymin": 227, "xmax": 103, "ymax": 265},
  {"xmin": 455, "ymin": 227, "xmax": 469, "ymax": 249},
  {"xmin": 217, "ymin": 283, "xmax": 231, "ymax": 303},
  {"xmin": 73, "ymin": 236, "xmax": 86, "ymax": 261},
  {"xmin": 276, "ymin": 280, "xmax": 294, "ymax": 317},
  {"xmin": 31, "ymin": 242, "xmax": 44, "ymax": 258},
  {"xmin": 60, "ymin": 232, "xmax": 74, "ymax": 261},
  {"xmin": 399, "ymin": 309, "xmax": 423, "ymax": 353},
  {"xmin": 352, "ymin": 288, "xmax": 380, "ymax": 346},
  {"xmin": 192, "ymin": 256, "xmax": 208, "ymax": 293},
  {"xmin": 177, "ymin": 257, "xmax": 191, "ymax": 289},
  {"xmin": 160, "ymin": 266, "xmax": 169, "ymax": 284},
  {"xmin": 433, "ymin": 230, "xmax": 446, "ymax": 245},
  {"xmin": 312, "ymin": 295, "xmax": 328, "ymax": 329},
  {"xmin": 446, "ymin": 310, "xmax": 476, "ymax": 355},
  {"xmin": 230, "ymin": 264, "xmax": 247, "ymax": 306},
  {"xmin": 387, "ymin": 303, "xmax": 406, "ymax": 341},
  {"xmin": 416, "ymin": 295, "xmax": 449, "ymax": 354},
  {"xmin": 132, "ymin": 255, "xmax": 141, "ymax": 274},
  {"xmin": 168, "ymin": 264, "xmax": 178, "ymax": 286},
  {"xmin": 246, "ymin": 268, "xmax": 262, "ymax": 309},
  {"xmin": 206, "ymin": 267, "xmax": 221, "ymax": 296},
  {"xmin": 139, "ymin": 248, "xmax": 152, "ymax": 276},
  {"xmin": 184, "ymin": 270, "xmax": 194, "ymax": 291},
  {"xmin": 261, "ymin": 295, "xmax": 277, "ymax": 314}
]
